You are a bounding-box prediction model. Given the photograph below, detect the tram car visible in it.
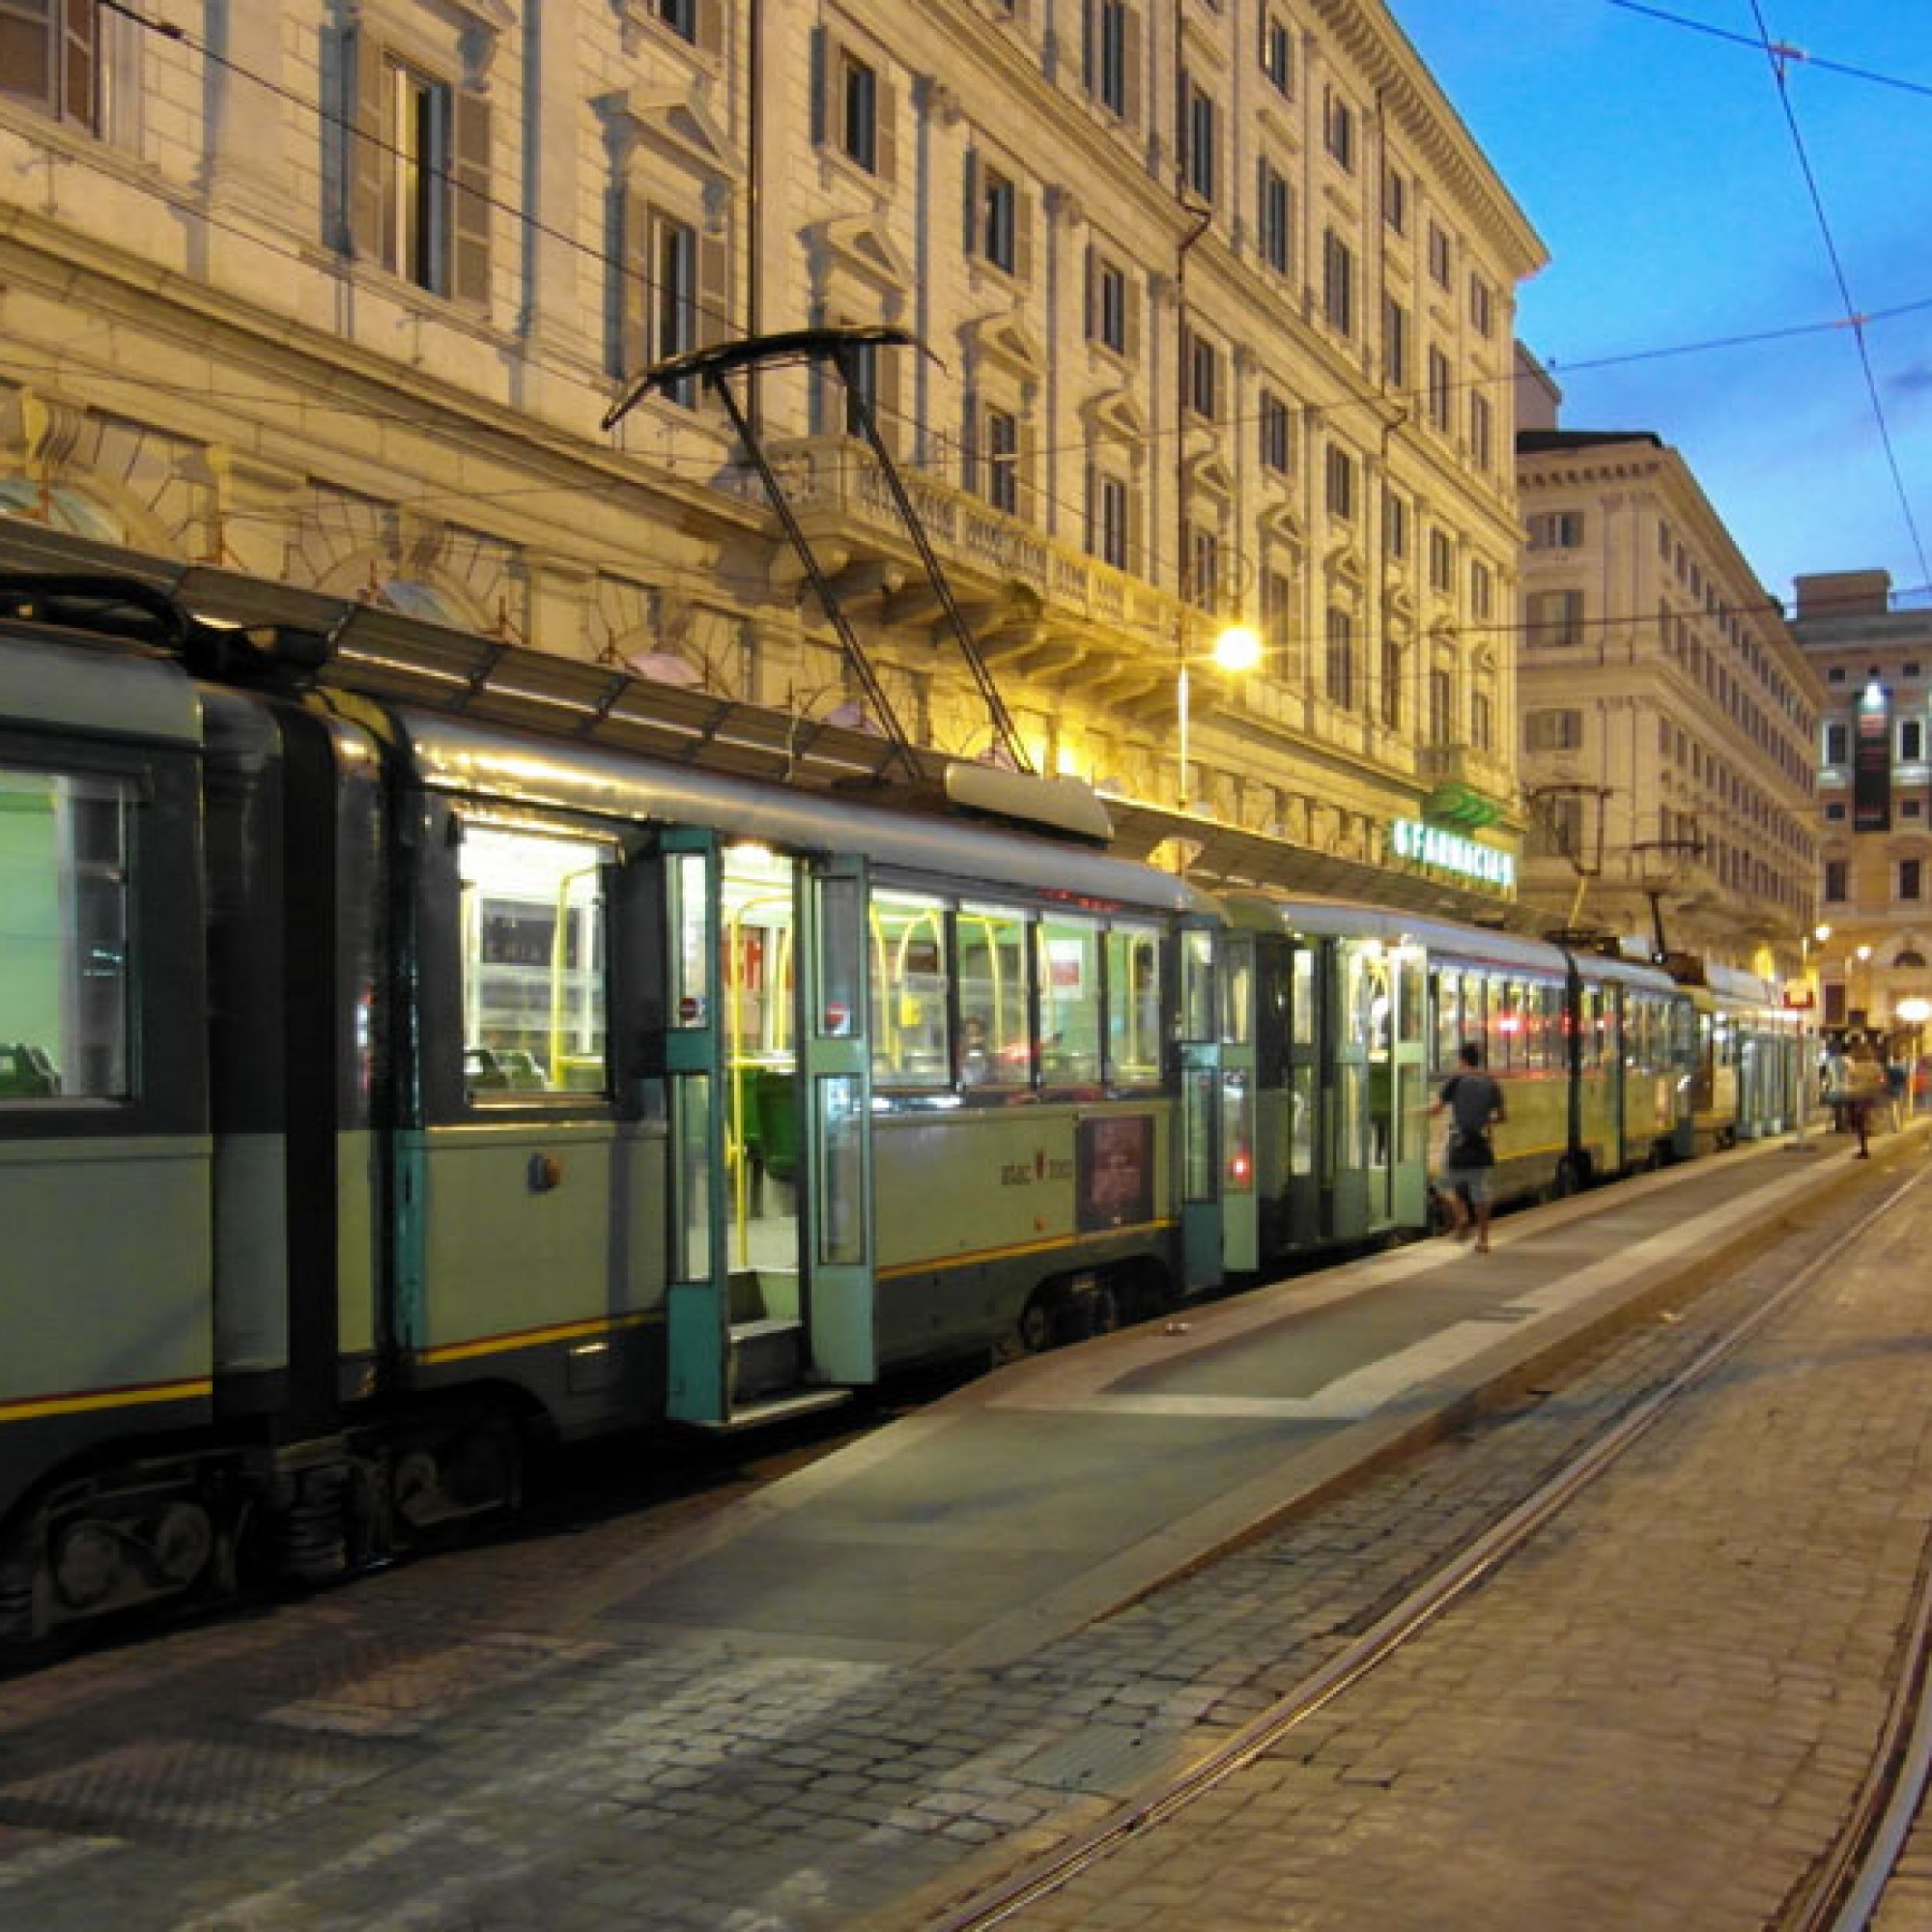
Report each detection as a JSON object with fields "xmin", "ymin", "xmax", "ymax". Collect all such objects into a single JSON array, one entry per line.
[
  {"xmin": 1663, "ymin": 955, "xmax": 1812, "ymax": 1151},
  {"xmin": 0, "ymin": 571, "xmax": 1225, "ymax": 1642},
  {"xmin": 1213, "ymin": 895, "xmax": 1690, "ymax": 1273}
]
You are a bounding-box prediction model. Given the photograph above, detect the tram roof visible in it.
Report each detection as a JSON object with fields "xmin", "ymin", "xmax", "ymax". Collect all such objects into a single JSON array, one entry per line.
[
  {"xmin": 0, "ymin": 622, "xmax": 201, "ymax": 747},
  {"xmin": 395, "ymin": 709, "xmax": 1223, "ymax": 918},
  {"xmin": 1216, "ymin": 891, "xmax": 1682, "ymax": 990}
]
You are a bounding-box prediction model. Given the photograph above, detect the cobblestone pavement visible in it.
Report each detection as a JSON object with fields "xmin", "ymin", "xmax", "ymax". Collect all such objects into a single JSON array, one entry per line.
[
  {"xmin": 0, "ymin": 1155, "xmax": 1924, "ymax": 1931},
  {"xmin": 994, "ymin": 1161, "xmax": 1932, "ymax": 1931}
]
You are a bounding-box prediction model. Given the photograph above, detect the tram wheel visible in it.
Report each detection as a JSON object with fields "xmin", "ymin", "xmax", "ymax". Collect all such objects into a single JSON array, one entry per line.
[
  {"xmin": 1086, "ymin": 1282, "xmax": 1122, "ymax": 1339},
  {"xmin": 1017, "ymin": 1292, "xmax": 1056, "ymax": 1356}
]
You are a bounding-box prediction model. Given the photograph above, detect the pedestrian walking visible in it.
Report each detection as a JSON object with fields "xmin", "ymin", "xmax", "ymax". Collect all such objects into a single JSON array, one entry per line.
[
  {"xmin": 1843, "ymin": 1036, "xmax": 1887, "ymax": 1157},
  {"xmin": 1432, "ymin": 1042, "xmax": 1507, "ymax": 1253},
  {"xmin": 1821, "ymin": 1037, "xmax": 1851, "ymax": 1133}
]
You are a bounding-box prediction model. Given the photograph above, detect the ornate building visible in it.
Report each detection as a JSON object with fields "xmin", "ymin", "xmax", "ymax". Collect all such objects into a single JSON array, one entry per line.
[
  {"xmin": 0, "ymin": 0, "xmax": 1540, "ymax": 908},
  {"xmin": 1515, "ymin": 416, "xmax": 1822, "ymax": 980},
  {"xmin": 1792, "ymin": 569, "xmax": 1932, "ymax": 1036}
]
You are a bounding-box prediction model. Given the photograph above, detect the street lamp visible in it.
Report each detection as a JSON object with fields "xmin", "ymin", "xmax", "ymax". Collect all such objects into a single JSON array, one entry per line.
[{"xmin": 1178, "ymin": 621, "xmax": 1263, "ymax": 813}]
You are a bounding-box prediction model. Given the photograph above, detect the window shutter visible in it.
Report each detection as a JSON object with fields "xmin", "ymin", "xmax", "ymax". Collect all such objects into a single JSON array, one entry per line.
[
  {"xmin": 1084, "ymin": 463, "xmax": 1096, "ymax": 554},
  {"xmin": 1123, "ymin": 275, "xmax": 1140, "ymax": 363},
  {"xmin": 63, "ymin": 0, "xmax": 97, "ymax": 127},
  {"xmin": 1015, "ymin": 189, "xmax": 1034, "ymax": 283},
  {"xmin": 0, "ymin": 8, "xmax": 50, "ymax": 110},
  {"xmin": 1122, "ymin": 9, "xmax": 1143, "ymax": 127},
  {"xmin": 347, "ymin": 28, "xmax": 385, "ymax": 262},
  {"xmin": 1019, "ymin": 422, "xmax": 1037, "ymax": 523},
  {"xmin": 962, "ymin": 148, "xmax": 980, "ymax": 256},
  {"xmin": 696, "ymin": 0, "xmax": 724, "ymax": 58},
  {"xmin": 809, "ymin": 27, "xmax": 827, "ymax": 147},
  {"xmin": 876, "ymin": 76, "xmax": 897, "ymax": 182},
  {"xmin": 1082, "ymin": 243, "xmax": 1095, "ymax": 338},
  {"xmin": 697, "ymin": 230, "xmax": 731, "ymax": 350},
  {"xmin": 450, "ymin": 88, "xmax": 493, "ymax": 307},
  {"xmin": 876, "ymin": 339, "xmax": 902, "ymax": 458}
]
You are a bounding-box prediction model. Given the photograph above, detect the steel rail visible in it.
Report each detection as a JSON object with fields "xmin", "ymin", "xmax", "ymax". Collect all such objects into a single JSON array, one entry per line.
[{"xmin": 923, "ymin": 1166, "xmax": 1932, "ymax": 1932}]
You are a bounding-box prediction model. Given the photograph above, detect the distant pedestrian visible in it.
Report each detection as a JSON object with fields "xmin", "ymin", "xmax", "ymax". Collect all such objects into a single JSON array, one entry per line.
[
  {"xmin": 1822, "ymin": 1038, "xmax": 1851, "ymax": 1132},
  {"xmin": 1843, "ymin": 1037, "xmax": 1887, "ymax": 1157},
  {"xmin": 1433, "ymin": 1042, "xmax": 1507, "ymax": 1253}
]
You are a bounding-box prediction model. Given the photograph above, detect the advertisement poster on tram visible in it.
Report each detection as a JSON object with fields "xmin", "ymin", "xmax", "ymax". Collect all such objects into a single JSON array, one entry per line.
[{"xmin": 1077, "ymin": 1114, "xmax": 1153, "ymax": 1231}]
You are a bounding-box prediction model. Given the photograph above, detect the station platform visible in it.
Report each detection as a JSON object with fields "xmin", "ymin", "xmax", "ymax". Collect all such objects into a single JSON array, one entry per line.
[{"xmin": 588, "ymin": 1113, "xmax": 1913, "ymax": 1669}]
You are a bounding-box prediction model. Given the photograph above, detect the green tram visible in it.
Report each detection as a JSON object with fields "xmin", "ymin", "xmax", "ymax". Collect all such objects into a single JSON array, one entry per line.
[
  {"xmin": 1666, "ymin": 957, "xmax": 1813, "ymax": 1151},
  {"xmin": 1214, "ymin": 897, "xmax": 1690, "ymax": 1272}
]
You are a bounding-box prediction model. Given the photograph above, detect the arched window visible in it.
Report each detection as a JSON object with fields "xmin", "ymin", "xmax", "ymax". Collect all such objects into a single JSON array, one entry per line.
[{"xmin": 0, "ymin": 477, "xmax": 125, "ymax": 543}]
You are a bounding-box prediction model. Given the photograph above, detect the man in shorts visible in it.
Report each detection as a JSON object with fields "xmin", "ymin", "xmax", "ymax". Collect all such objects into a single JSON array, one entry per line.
[{"xmin": 1433, "ymin": 1042, "xmax": 1507, "ymax": 1253}]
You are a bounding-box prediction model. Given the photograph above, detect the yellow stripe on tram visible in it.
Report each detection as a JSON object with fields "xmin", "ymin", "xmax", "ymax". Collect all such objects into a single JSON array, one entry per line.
[
  {"xmin": 876, "ymin": 1219, "xmax": 1178, "ymax": 1282},
  {"xmin": 0, "ymin": 1378, "xmax": 213, "ymax": 1424},
  {"xmin": 415, "ymin": 1308, "xmax": 656, "ymax": 1368}
]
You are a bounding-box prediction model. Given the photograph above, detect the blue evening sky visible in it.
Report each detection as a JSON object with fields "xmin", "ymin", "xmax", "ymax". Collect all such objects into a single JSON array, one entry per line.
[{"xmin": 1391, "ymin": 0, "xmax": 1932, "ymax": 611}]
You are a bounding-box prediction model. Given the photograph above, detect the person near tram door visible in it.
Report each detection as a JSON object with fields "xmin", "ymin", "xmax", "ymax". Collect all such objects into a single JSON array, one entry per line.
[
  {"xmin": 1433, "ymin": 1042, "xmax": 1507, "ymax": 1254},
  {"xmin": 1842, "ymin": 1037, "xmax": 1888, "ymax": 1157}
]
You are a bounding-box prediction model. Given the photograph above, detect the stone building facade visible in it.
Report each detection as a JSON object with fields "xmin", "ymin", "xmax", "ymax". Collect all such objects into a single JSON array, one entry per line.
[
  {"xmin": 1792, "ymin": 569, "xmax": 1932, "ymax": 1036},
  {"xmin": 0, "ymin": 0, "xmax": 1540, "ymax": 902},
  {"xmin": 1514, "ymin": 426, "xmax": 1822, "ymax": 980}
]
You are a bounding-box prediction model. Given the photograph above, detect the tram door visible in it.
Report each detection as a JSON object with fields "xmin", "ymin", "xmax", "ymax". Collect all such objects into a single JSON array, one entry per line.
[
  {"xmin": 1327, "ymin": 938, "xmax": 1373, "ymax": 1238},
  {"xmin": 1219, "ymin": 933, "xmax": 1260, "ymax": 1274},
  {"xmin": 663, "ymin": 829, "xmax": 731, "ymax": 1424},
  {"xmin": 1177, "ymin": 923, "xmax": 1224, "ymax": 1292},
  {"xmin": 798, "ymin": 855, "xmax": 876, "ymax": 1383}
]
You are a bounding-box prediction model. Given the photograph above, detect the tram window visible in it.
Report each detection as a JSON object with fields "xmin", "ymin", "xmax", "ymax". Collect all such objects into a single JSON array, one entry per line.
[
  {"xmin": 958, "ymin": 902, "xmax": 1030, "ymax": 1087},
  {"xmin": 1459, "ymin": 972, "xmax": 1485, "ymax": 1065},
  {"xmin": 1179, "ymin": 927, "xmax": 1215, "ymax": 1044},
  {"xmin": 1396, "ymin": 952, "xmax": 1424, "ymax": 1045},
  {"xmin": 1292, "ymin": 948, "xmax": 1316, "ymax": 1048},
  {"xmin": 0, "ymin": 767, "xmax": 131, "ymax": 1101},
  {"xmin": 1290, "ymin": 1063, "xmax": 1316, "ymax": 1174},
  {"xmin": 1341, "ymin": 943, "xmax": 1379, "ymax": 1052},
  {"xmin": 870, "ymin": 889, "xmax": 948, "ymax": 1088},
  {"xmin": 1492, "ymin": 980, "xmax": 1520, "ymax": 1070},
  {"xmin": 668, "ymin": 851, "xmax": 710, "ymax": 1031},
  {"xmin": 1431, "ymin": 973, "xmax": 1458, "ymax": 1072},
  {"xmin": 1221, "ymin": 938, "xmax": 1254, "ymax": 1047},
  {"xmin": 458, "ymin": 821, "xmax": 609, "ymax": 1098},
  {"xmin": 1581, "ymin": 986, "xmax": 1604, "ymax": 1070},
  {"xmin": 1105, "ymin": 924, "xmax": 1163, "ymax": 1086},
  {"xmin": 1038, "ymin": 917, "xmax": 1100, "ymax": 1082}
]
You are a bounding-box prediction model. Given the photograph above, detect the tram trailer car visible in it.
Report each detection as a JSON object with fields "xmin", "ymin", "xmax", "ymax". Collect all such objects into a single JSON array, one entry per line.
[
  {"xmin": 1664, "ymin": 956, "xmax": 1812, "ymax": 1152},
  {"xmin": 1214, "ymin": 895, "xmax": 1690, "ymax": 1274},
  {"xmin": 0, "ymin": 591, "xmax": 1222, "ymax": 1643}
]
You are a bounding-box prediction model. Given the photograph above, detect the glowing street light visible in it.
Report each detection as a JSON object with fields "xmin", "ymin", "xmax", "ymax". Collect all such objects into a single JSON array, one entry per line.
[{"xmin": 1178, "ymin": 622, "xmax": 1263, "ymax": 813}]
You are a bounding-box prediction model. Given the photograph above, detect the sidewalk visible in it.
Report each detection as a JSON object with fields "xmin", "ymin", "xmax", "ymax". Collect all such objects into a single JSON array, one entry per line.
[{"xmin": 585, "ymin": 1115, "xmax": 1900, "ymax": 1671}]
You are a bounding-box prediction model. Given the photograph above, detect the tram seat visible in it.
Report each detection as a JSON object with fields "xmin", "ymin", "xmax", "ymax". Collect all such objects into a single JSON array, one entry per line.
[
  {"xmin": 0, "ymin": 1042, "xmax": 58, "ymax": 1097},
  {"xmin": 464, "ymin": 1045, "xmax": 548, "ymax": 1095},
  {"xmin": 753, "ymin": 1069, "xmax": 799, "ymax": 1183}
]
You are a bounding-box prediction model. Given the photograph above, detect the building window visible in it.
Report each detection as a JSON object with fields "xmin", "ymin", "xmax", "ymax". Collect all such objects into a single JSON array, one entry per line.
[
  {"xmin": 841, "ymin": 331, "xmax": 881, "ymax": 437},
  {"xmin": 1382, "ymin": 296, "xmax": 1407, "ymax": 388},
  {"xmin": 1427, "ymin": 346, "xmax": 1452, "ymax": 431},
  {"xmin": 1427, "ymin": 221, "xmax": 1451, "ymax": 287},
  {"xmin": 1324, "ymin": 608, "xmax": 1354, "ymax": 709},
  {"xmin": 343, "ymin": 34, "xmax": 493, "ymax": 306},
  {"xmin": 1825, "ymin": 721, "xmax": 1849, "ymax": 763},
  {"xmin": 1260, "ymin": 11, "xmax": 1292, "ymax": 96},
  {"xmin": 1260, "ymin": 389, "xmax": 1293, "ymax": 475},
  {"xmin": 1470, "ymin": 391, "xmax": 1492, "ymax": 470},
  {"xmin": 1469, "ymin": 272, "xmax": 1493, "ymax": 337},
  {"xmin": 982, "ymin": 165, "xmax": 1018, "ymax": 270},
  {"xmin": 1428, "ymin": 527, "xmax": 1453, "ymax": 593},
  {"xmin": 1189, "ymin": 523, "xmax": 1221, "ymax": 611},
  {"xmin": 1262, "ymin": 566, "xmax": 1294, "ymax": 657},
  {"xmin": 1090, "ymin": 470, "xmax": 1130, "ymax": 570},
  {"xmin": 1258, "ymin": 160, "xmax": 1292, "ymax": 274},
  {"xmin": 1186, "ymin": 330, "xmax": 1220, "ymax": 420},
  {"xmin": 1380, "ymin": 636, "xmax": 1404, "ymax": 729},
  {"xmin": 1429, "ymin": 666, "xmax": 1452, "ymax": 744},
  {"xmin": 1087, "ymin": 0, "xmax": 1132, "ymax": 117},
  {"xmin": 1321, "ymin": 229, "xmax": 1353, "ymax": 336},
  {"xmin": 1, "ymin": 0, "xmax": 98, "ymax": 126},
  {"xmin": 1089, "ymin": 251, "xmax": 1130, "ymax": 355},
  {"xmin": 1527, "ymin": 510, "xmax": 1586, "ymax": 549},
  {"xmin": 1824, "ymin": 859, "xmax": 1848, "ymax": 902},
  {"xmin": 1526, "ymin": 589, "xmax": 1585, "ymax": 648},
  {"xmin": 1324, "ymin": 443, "xmax": 1355, "ymax": 523},
  {"xmin": 1902, "ymin": 718, "xmax": 1925, "ymax": 762},
  {"xmin": 980, "ymin": 406, "xmax": 1020, "ymax": 513},
  {"xmin": 1322, "ymin": 88, "xmax": 1354, "ymax": 171},
  {"xmin": 1525, "ymin": 708, "xmax": 1583, "ymax": 751},
  {"xmin": 838, "ymin": 50, "xmax": 880, "ymax": 170},
  {"xmin": 1899, "ymin": 859, "xmax": 1922, "ymax": 902},
  {"xmin": 1471, "ymin": 558, "xmax": 1493, "ymax": 620},
  {"xmin": 651, "ymin": 213, "xmax": 700, "ymax": 401},
  {"xmin": 1826, "ymin": 802, "xmax": 1847, "ymax": 821},
  {"xmin": 1384, "ymin": 490, "xmax": 1408, "ymax": 560},
  {"xmin": 1184, "ymin": 79, "xmax": 1217, "ymax": 201},
  {"xmin": 1471, "ymin": 681, "xmax": 1494, "ymax": 752},
  {"xmin": 1383, "ymin": 164, "xmax": 1407, "ymax": 235}
]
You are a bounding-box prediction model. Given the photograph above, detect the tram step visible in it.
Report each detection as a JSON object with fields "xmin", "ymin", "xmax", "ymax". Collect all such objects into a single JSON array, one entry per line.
[
  {"xmin": 729, "ymin": 1315, "xmax": 806, "ymax": 1404},
  {"xmin": 703, "ymin": 1386, "xmax": 855, "ymax": 1435}
]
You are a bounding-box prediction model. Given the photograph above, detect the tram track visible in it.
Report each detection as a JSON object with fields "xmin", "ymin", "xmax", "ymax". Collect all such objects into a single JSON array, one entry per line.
[{"xmin": 921, "ymin": 1162, "xmax": 1932, "ymax": 1932}]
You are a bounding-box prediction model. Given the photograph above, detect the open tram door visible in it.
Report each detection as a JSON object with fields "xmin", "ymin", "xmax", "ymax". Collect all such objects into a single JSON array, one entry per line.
[{"xmin": 1219, "ymin": 930, "xmax": 1260, "ymax": 1273}]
